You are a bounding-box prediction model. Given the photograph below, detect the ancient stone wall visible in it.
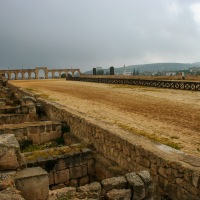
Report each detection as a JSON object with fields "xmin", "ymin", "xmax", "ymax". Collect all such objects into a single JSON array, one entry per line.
[
  {"xmin": 23, "ymin": 145, "xmax": 95, "ymax": 189},
  {"xmin": 7, "ymin": 83, "xmax": 200, "ymax": 200}
]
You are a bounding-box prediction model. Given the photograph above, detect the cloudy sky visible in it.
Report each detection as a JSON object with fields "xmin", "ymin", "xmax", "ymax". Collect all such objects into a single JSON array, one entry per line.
[{"xmin": 0, "ymin": 0, "xmax": 200, "ymax": 72}]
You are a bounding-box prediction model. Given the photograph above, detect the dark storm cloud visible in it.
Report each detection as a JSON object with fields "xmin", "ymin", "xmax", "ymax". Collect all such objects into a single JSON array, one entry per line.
[{"xmin": 0, "ymin": 0, "xmax": 200, "ymax": 72}]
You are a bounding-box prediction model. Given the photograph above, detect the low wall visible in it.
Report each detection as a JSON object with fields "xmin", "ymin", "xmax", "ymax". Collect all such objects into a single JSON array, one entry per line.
[
  {"xmin": 7, "ymin": 83, "xmax": 200, "ymax": 200},
  {"xmin": 0, "ymin": 121, "xmax": 62, "ymax": 144},
  {"xmin": 66, "ymin": 76, "xmax": 200, "ymax": 91}
]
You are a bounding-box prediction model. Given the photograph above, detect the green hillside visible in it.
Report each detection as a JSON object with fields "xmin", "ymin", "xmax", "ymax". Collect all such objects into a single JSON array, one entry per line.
[{"xmin": 84, "ymin": 62, "xmax": 200, "ymax": 74}]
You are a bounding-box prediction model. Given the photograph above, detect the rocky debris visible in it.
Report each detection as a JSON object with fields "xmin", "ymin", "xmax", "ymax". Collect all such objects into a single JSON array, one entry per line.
[
  {"xmin": 0, "ymin": 134, "xmax": 23, "ymax": 170},
  {"xmin": 0, "ymin": 171, "xmax": 16, "ymax": 191},
  {"xmin": 76, "ymin": 182, "xmax": 101, "ymax": 199},
  {"xmin": 125, "ymin": 172, "xmax": 145, "ymax": 200},
  {"xmin": 106, "ymin": 189, "xmax": 131, "ymax": 200},
  {"xmin": 101, "ymin": 176, "xmax": 127, "ymax": 192},
  {"xmin": 48, "ymin": 187, "xmax": 76, "ymax": 200},
  {"xmin": 0, "ymin": 187, "xmax": 25, "ymax": 200}
]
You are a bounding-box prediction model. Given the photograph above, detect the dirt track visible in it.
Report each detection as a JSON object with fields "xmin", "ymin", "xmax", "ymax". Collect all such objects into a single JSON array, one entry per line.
[{"xmin": 11, "ymin": 79, "xmax": 200, "ymax": 156}]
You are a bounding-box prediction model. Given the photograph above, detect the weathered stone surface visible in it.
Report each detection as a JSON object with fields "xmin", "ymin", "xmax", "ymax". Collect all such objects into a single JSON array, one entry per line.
[
  {"xmin": 79, "ymin": 176, "xmax": 89, "ymax": 186},
  {"xmin": 106, "ymin": 189, "xmax": 131, "ymax": 200},
  {"xmin": 14, "ymin": 167, "xmax": 49, "ymax": 200},
  {"xmin": 48, "ymin": 187, "xmax": 76, "ymax": 200},
  {"xmin": 0, "ymin": 187, "xmax": 25, "ymax": 200},
  {"xmin": 54, "ymin": 169, "xmax": 69, "ymax": 184},
  {"xmin": 69, "ymin": 165, "xmax": 87, "ymax": 179},
  {"xmin": 126, "ymin": 172, "xmax": 145, "ymax": 200},
  {"xmin": 76, "ymin": 182, "xmax": 101, "ymax": 199},
  {"xmin": 0, "ymin": 134, "xmax": 22, "ymax": 170},
  {"xmin": 0, "ymin": 171, "xmax": 15, "ymax": 191},
  {"xmin": 101, "ymin": 176, "xmax": 127, "ymax": 191},
  {"xmin": 137, "ymin": 171, "xmax": 154, "ymax": 198},
  {"xmin": 77, "ymin": 182, "xmax": 101, "ymax": 194}
]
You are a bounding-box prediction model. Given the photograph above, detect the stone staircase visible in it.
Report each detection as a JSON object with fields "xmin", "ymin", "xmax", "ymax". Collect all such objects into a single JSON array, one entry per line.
[
  {"xmin": 0, "ymin": 87, "xmax": 62, "ymax": 145},
  {"xmin": 0, "ymin": 83, "xmax": 154, "ymax": 200}
]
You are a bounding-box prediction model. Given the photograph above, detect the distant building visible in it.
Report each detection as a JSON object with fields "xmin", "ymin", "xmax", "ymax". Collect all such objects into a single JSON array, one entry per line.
[
  {"xmin": 189, "ymin": 67, "xmax": 200, "ymax": 74},
  {"xmin": 165, "ymin": 72, "xmax": 176, "ymax": 76},
  {"xmin": 123, "ymin": 72, "xmax": 132, "ymax": 76}
]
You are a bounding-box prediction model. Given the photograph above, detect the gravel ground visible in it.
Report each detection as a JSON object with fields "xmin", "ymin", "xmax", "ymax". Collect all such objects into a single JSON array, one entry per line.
[{"xmin": 11, "ymin": 79, "xmax": 200, "ymax": 156}]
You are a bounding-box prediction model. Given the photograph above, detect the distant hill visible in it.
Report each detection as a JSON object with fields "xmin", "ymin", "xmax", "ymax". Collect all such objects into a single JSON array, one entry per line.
[{"xmin": 84, "ymin": 62, "xmax": 200, "ymax": 74}]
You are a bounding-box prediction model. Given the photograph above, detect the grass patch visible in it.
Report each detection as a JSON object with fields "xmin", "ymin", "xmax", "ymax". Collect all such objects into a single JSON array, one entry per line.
[
  {"xmin": 197, "ymin": 148, "xmax": 200, "ymax": 152},
  {"xmin": 117, "ymin": 123, "xmax": 181, "ymax": 150},
  {"xmin": 20, "ymin": 138, "xmax": 65, "ymax": 153}
]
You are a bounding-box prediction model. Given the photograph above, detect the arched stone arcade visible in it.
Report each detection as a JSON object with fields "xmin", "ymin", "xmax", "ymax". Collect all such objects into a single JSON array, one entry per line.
[{"xmin": 0, "ymin": 67, "xmax": 81, "ymax": 80}]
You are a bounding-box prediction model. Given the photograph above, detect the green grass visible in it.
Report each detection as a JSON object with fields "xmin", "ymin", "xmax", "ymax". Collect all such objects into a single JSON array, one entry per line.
[{"xmin": 117, "ymin": 123, "xmax": 182, "ymax": 150}]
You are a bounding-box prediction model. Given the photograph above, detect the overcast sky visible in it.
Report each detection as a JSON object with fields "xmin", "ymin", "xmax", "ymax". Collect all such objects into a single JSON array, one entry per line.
[{"xmin": 0, "ymin": 0, "xmax": 200, "ymax": 72}]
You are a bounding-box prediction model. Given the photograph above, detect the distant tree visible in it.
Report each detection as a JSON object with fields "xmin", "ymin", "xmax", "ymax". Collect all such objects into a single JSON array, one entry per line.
[
  {"xmin": 136, "ymin": 70, "xmax": 139, "ymax": 75},
  {"xmin": 67, "ymin": 73, "xmax": 72, "ymax": 78},
  {"xmin": 97, "ymin": 69, "xmax": 104, "ymax": 75},
  {"xmin": 132, "ymin": 69, "xmax": 136, "ymax": 75},
  {"xmin": 105, "ymin": 71, "xmax": 110, "ymax": 75},
  {"xmin": 61, "ymin": 73, "xmax": 66, "ymax": 78}
]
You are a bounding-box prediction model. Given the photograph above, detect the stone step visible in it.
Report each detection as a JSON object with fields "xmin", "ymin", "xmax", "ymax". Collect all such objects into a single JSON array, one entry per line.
[
  {"xmin": 0, "ymin": 106, "xmax": 16, "ymax": 114},
  {"xmin": 0, "ymin": 113, "xmax": 32, "ymax": 125},
  {"xmin": 0, "ymin": 121, "xmax": 62, "ymax": 144}
]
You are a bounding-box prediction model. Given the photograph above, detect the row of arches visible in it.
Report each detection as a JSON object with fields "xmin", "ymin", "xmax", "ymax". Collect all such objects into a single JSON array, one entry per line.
[{"xmin": 1, "ymin": 68, "xmax": 80, "ymax": 80}]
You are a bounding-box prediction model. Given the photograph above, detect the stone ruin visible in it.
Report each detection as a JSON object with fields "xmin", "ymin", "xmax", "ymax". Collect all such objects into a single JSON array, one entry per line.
[{"xmin": 0, "ymin": 81, "xmax": 154, "ymax": 199}]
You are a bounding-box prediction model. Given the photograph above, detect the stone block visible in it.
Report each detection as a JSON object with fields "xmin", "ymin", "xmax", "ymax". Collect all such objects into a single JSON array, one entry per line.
[
  {"xmin": 54, "ymin": 169, "xmax": 70, "ymax": 184},
  {"xmin": 106, "ymin": 189, "xmax": 131, "ymax": 200},
  {"xmin": 77, "ymin": 182, "xmax": 101, "ymax": 192},
  {"xmin": 57, "ymin": 159, "xmax": 67, "ymax": 171},
  {"xmin": 0, "ymin": 134, "xmax": 22, "ymax": 170},
  {"xmin": 69, "ymin": 179, "xmax": 79, "ymax": 187},
  {"xmin": 137, "ymin": 171, "xmax": 154, "ymax": 198},
  {"xmin": 125, "ymin": 172, "xmax": 145, "ymax": 200},
  {"xmin": 70, "ymin": 165, "xmax": 87, "ymax": 179},
  {"xmin": 79, "ymin": 176, "xmax": 90, "ymax": 186},
  {"xmin": 101, "ymin": 176, "xmax": 127, "ymax": 191},
  {"xmin": 87, "ymin": 159, "xmax": 95, "ymax": 174},
  {"xmin": 14, "ymin": 167, "xmax": 49, "ymax": 200}
]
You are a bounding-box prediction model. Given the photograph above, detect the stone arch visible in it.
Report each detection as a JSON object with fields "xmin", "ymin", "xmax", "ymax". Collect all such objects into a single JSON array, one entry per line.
[
  {"xmin": 35, "ymin": 67, "xmax": 48, "ymax": 79},
  {"xmin": 37, "ymin": 69, "xmax": 45, "ymax": 79},
  {"xmin": 4, "ymin": 73, "xmax": 9, "ymax": 79},
  {"xmin": 74, "ymin": 70, "xmax": 80, "ymax": 77},
  {"xmin": 31, "ymin": 72, "xmax": 36, "ymax": 79},
  {"xmin": 61, "ymin": 71, "xmax": 66, "ymax": 78},
  {"xmin": 67, "ymin": 71, "xmax": 73, "ymax": 78},
  {"xmin": 11, "ymin": 72, "xmax": 16, "ymax": 80},
  {"xmin": 18, "ymin": 72, "xmax": 22, "ymax": 80},
  {"xmin": 48, "ymin": 72, "xmax": 53, "ymax": 79},
  {"xmin": 54, "ymin": 71, "xmax": 59, "ymax": 79},
  {"xmin": 24, "ymin": 72, "xmax": 29, "ymax": 79}
]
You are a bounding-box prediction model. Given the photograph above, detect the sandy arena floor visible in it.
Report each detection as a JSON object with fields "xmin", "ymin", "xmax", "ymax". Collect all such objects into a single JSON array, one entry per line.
[{"xmin": 11, "ymin": 79, "xmax": 200, "ymax": 157}]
